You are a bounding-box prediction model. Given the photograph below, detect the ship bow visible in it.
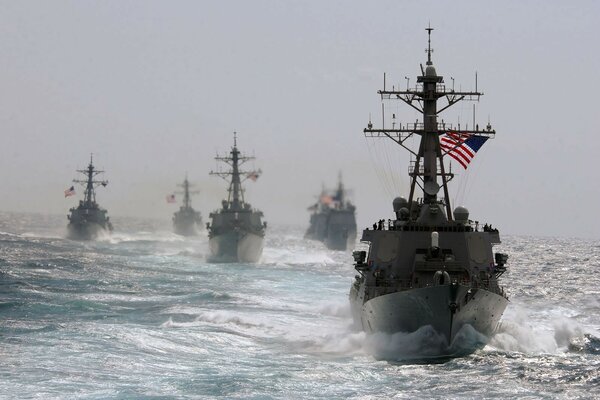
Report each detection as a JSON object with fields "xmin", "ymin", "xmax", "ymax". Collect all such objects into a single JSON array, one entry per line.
[{"xmin": 357, "ymin": 284, "xmax": 507, "ymax": 356}]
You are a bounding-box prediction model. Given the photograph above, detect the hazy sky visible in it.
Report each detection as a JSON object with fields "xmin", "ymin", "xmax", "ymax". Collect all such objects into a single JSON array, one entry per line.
[{"xmin": 1, "ymin": 1, "xmax": 599, "ymax": 239}]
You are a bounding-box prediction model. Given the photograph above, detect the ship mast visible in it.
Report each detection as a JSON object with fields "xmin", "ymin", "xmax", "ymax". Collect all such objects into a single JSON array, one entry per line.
[
  {"xmin": 364, "ymin": 27, "xmax": 495, "ymax": 221},
  {"xmin": 335, "ymin": 171, "xmax": 345, "ymax": 205},
  {"xmin": 210, "ymin": 132, "xmax": 255, "ymax": 211},
  {"xmin": 73, "ymin": 154, "xmax": 108, "ymax": 207},
  {"xmin": 183, "ymin": 178, "xmax": 190, "ymax": 208},
  {"xmin": 177, "ymin": 173, "xmax": 198, "ymax": 209}
]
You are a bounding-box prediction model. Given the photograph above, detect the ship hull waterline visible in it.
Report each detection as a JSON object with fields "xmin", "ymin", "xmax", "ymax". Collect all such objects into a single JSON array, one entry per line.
[
  {"xmin": 208, "ymin": 231, "xmax": 264, "ymax": 263},
  {"xmin": 325, "ymin": 229, "xmax": 357, "ymax": 251},
  {"xmin": 350, "ymin": 284, "xmax": 508, "ymax": 357},
  {"xmin": 173, "ymin": 221, "xmax": 199, "ymax": 237},
  {"xmin": 305, "ymin": 231, "xmax": 356, "ymax": 251},
  {"xmin": 67, "ymin": 222, "xmax": 110, "ymax": 241}
]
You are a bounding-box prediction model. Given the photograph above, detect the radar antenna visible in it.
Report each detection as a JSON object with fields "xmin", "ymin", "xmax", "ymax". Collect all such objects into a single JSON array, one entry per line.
[{"xmin": 426, "ymin": 25, "xmax": 433, "ymax": 65}]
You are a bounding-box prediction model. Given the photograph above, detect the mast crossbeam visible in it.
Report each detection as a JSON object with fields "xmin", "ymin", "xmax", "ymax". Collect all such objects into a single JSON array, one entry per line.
[
  {"xmin": 380, "ymin": 90, "xmax": 481, "ymax": 100},
  {"xmin": 214, "ymin": 156, "xmax": 254, "ymax": 162},
  {"xmin": 365, "ymin": 128, "xmax": 495, "ymax": 137}
]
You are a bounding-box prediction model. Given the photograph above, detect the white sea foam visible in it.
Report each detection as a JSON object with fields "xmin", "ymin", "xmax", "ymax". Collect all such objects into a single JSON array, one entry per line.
[
  {"xmin": 189, "ymin": 310, "xmax": 271, "ymax": 331},
  {"xmin": 489, "ymin": 305, "xmax": 586, "ymax": 354},
  {"xmin": 21, "ymin": 232, "xmax": 63, "ymax": 239},
  {"xmin": 261, "ymin": 247, "xmax": 336, "ymax": 266},
  {"xmin": 316, "ymin": 300, "xmax": 352, "ymax": 318},
  {"xmin": 98, "ymin": 231, "xmax": 185, "ymax": 244}
]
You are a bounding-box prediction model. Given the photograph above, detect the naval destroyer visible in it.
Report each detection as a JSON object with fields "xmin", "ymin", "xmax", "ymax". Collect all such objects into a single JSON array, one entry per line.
[
  {"xmin": 305, "ymin": 174, "xmax": 357, "ymax": 251},
  {"xmin": 172, "ymin": 176, "xmax": 202, "ymax": 236},
  {"xmin": 66, "ymin": 155, "xmax": 113, "ymax": 240},
  {"xmin": 206, "ymin": 133, "xmax": 266, "ymax": 263},
  {"xmin": 349, "ymin": 28, "xmax": 509, "ymax": 356}
]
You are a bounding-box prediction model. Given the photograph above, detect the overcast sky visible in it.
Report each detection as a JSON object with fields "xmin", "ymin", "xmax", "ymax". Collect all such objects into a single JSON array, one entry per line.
[{"xmin": 1, "ymin": 1, "xmax": 599, "ymax": 239}]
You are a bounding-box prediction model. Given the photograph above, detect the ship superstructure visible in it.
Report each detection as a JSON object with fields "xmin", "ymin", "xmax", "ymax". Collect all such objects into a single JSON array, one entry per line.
[
  {"xmin": 66, "ymin": 155, "xmax": 113, "ymax": 240},
  {"xmin": 172, "ymin": 176, "xmax": 202, "ymax": 236},
  {"xmin": 349, "ymin": 28, "xmax": 509, "ymax": 356},
  {"xmin": 206, "ymin": 132, "xmax": 266, "ymax": 262},
  {"xmin": 305, "ymin": 174, "xmax": 357, "ymax": 250}
]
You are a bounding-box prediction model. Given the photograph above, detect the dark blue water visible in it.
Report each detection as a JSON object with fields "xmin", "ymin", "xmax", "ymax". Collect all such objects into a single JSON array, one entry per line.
[{"xmin": 1, "ymin": 212, "xmax": 599, "ymax": 399}]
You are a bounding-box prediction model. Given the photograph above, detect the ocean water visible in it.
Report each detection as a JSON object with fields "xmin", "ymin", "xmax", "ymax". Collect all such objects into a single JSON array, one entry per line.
[{"xmin": 1, "ymin": 212, "xmax": 599, "ymax": 399}]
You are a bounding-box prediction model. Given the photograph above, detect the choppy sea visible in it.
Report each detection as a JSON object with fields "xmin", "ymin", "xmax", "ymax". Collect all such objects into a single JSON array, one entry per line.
[{"xmin": 1, "ymin": 212, "xmax": 599, "ymax": 399}]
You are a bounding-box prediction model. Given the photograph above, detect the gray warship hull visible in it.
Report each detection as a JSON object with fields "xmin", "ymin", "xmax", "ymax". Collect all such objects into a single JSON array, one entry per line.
[
  {"xmin": 350, "ymin": 284, "xmax": 508, "ymax": 353},
  {"xmin": 325, "ymin": 225, "xmax": 357, "ymax": 251},
  {"xmin": 67, "ymin": 204, "xmax": 112, "ymax": 241},
  {"xmin": 208, "ymin": 230, "xmax": 264, "ymax": 263},
  {"xmin": 174, "ymin": 222, "xmax": 197, "ymax": 237},
  {"xmin": 66, "ymin": 221, "xmax": 111, "ymax": 240},
  {"xmin": 173, "ymin": 215, "xmax": 200, "ymax": 236},
  {"xmin": 306, "ymin": 209, "xmax": 357, "ymax": 251}
]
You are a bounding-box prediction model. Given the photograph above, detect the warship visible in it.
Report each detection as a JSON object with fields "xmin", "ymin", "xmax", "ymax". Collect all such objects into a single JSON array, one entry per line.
[
  {"xmin": 206, "ymin": 132, "xmax": 266, "ymax": 263},
  {"xmin": 172, "ymin": 176, "xmax": 202, "ymax": 236},
  {"xmin": 66, "ymin": 155, "xmax": 113, "ymax": 240},
  {"xmin": 349, "ymin": 28, "xmax": 509, "ymax": 356},
  {"xmin": 305, "ymin": 174, "xmax": 357, "ymax": 251}
]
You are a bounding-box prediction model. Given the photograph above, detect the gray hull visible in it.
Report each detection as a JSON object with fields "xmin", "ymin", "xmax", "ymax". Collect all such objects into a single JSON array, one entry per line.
[
  {"xmin": 306, "ymin": 209, "xmax": 357, "ymax": 251},
  {"xmin": 325, "ymin": 228, "xmax": 357, "ymax": 251},
  {"xmin": 350, "ymin": 284, "xmax": 508, "ymax": 354},
  {"xmin": 173, "ymin": 220, "xmax": 199, "ymax": 237},
  {"xmin": 208, "ymin": 231, "xmax": 264, "ymax": 263},
  {"xmin": 67, "ymin": 222, "xmax": 110, "ymax": 241}
]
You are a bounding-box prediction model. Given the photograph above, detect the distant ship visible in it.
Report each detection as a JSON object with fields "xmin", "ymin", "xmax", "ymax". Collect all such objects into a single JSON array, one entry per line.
[
  {"xmin": 349, "ymin": 28, "xmax": 509, "ymax": 357},
  {"xmin": 172, "ymin": 176, "xmax": 202, "ymax": 236},
  {"xmin": 206, "ymin": 132, "xmax": 266, "ymax": 262},
  {"xmin": 305, "ymin": 174, "xmax": 357, "ymax": 251},
  {"xmin": 66, "ymin": 155, "xmax": 113, "ymax": 240}
]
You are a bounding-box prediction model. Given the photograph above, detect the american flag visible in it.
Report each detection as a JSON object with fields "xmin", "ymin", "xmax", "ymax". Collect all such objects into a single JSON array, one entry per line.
[
  {"xmin": 246, "ymin": 169, "xmax": 261, "ymax": 182},
  {"xmin": 320, "ymin": 194, "xmax": 333, "ymax": 205},
  {"xmin": 166, "ymin": 194, "xmax": 176, "ymax": 203},
  {"xmin": 440, "ymin": 131, "xmax": 489, "ymax": 169},
  {"xmin": 64, "ymin": 186, "xmax": 76, "ymax": 197}
]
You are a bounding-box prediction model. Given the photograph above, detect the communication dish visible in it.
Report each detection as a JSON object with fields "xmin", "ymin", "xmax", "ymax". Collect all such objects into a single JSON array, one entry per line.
[{"xmin": 424, "ymin": 181, "xmax": 440, "ymax": 195}]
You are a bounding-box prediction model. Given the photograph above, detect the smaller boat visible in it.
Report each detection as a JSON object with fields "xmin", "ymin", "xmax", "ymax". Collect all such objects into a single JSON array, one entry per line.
[
  {"xmin": 305, "ymin": 173, "xmax": 357, "ymax": 251},
  {"xmin": 206, "ymin": 132, "xmax": 266, "ymax": 262},
  {"xmin": 172, "ymin": 176, "xmax": 202, "ymax": 236},
  {"xmin": 66, "ymin": 155, "xmax": 113, "ymax": 240}
]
